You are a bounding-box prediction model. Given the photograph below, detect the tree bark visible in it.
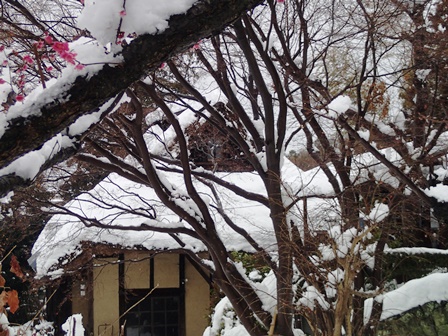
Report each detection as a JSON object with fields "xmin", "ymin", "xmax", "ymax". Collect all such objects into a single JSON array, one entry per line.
[{"xmin": 0, "ymin": 0, "xmax": 263, "ymax": 173}]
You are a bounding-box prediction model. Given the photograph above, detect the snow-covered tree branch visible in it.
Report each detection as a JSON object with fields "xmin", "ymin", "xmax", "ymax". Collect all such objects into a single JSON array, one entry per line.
[{"xmin": 0, "ymin": 0, "xmax": 263, "ymax": 197}]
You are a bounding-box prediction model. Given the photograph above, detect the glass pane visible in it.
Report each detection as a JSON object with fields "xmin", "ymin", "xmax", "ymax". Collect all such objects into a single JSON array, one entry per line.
[
  {"xmin": 152, "ymin": 297, "xmax": 165, "ymax": 310},
  {"xmin": 126, "ymin": 326, "xmax": 139, "ymax": 336},
  {"xmin": 125, "ymin": 293, "xmax": 180, "ymax": 336},
  {"xmin": 167, "ymin": 326, "xmax": 178, "ymax": 335},
  {"xmin": 165, "ymin": 297, "xmax": 179, "ymax": 310},
  {"xmin": 153, "ymin": 326, "xmax": 165, "ymax": 336},
  {"xmin": 139, "ymin": 300, "xmax": 151, "ymax": 312},
  {"xmin": 166, "ymin": 311, "xmax": 178, "ymax": 324},
  {"xmin": 153, "ymin": 312, "xmax": 166, "ymax": 325},
  {"xmin": 140, "ymin": 312, "xmax": 151, "ymax": 326},
  {"xmin": 140, "ymin": 326, "xmax": 151, "ymax": 336},
  {"xmin": 126, "ymin": 312, "xmax": 139, "ymax": 325}
]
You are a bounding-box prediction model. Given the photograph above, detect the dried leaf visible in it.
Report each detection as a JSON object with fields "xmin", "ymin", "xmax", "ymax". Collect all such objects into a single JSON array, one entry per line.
[
  {"xmin": 6, "ymin": 290, "xmax": 18, "ymax": 314},
  {"xmin": 9, "ymin": 256, "xmax": 24, "ymax": 280},
  {"xmin": 0, "ymin": 294, "xmax": 7, "ymax": 317},
  {"xmin": 0, "ymin": 292, "xmax": 6, "ymax": 309},
  {"xmin": 0, "ymin": 276, "xmax": 5, "ymax": 288}
]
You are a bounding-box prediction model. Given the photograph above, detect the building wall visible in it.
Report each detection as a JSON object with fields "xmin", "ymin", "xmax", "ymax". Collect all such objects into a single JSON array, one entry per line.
[
  {"xmin": 71, "ymin": 278, "xmax": 92, "ymax": 333},
  {"xmin": 185, "ymin": 257, "xmax": 210, "ymax": 336},
  {"xmin": 71, "ymin": 252, "xmax": 210, "ymax": 336},
  {"xmin": 123, "ymin": 251, "xmax": 150, "ymax": 289},
  {"xmin": 93, "ymin": 257, "xmax": 120, "ymax": 336},
  {"xmin": 153, "ymin": 253, "xmax": 179, "ymax": 288}
]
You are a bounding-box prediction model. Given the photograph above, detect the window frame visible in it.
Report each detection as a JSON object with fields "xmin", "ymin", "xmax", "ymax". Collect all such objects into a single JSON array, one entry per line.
[{"xmin": 123, "ymin": 288, "xmax": 183, "ymax": 336}]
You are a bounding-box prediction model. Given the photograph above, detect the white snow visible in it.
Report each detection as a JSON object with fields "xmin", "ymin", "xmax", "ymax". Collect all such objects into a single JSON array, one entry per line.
[
  {"xmin": 366, "ymin": 202, "xmax": 389, "ymax": 223},
  {"xmin": 0, "ymin": 0, "xmax": 201, "ymax": 183},
  {"xmin": 0, "ymin": 94, "xmax": 126, "ymax": 183},
  {"xmin": 62, "ymin": 314, "xmax": 85, "ymax": 336},
  {"xmin": 205, "ymin": 271, "xmax": 305, "ymax": 336},
  {"xmin": 327, "ymin": 95, "xmax": 352, "ymax": 116},
  {"xmin": 0, "ymin": 39, "xmax": 121, "ymax": 139},
  {"xmin": 68, "ymin": 93, "xmax": 129, "ymax": 136},
  {"xmin": 1, "ymin": 0, "xmax": 199, "ymax": 134},
  {"xmin": 364, "ymin": 273, "xmax": 448, "ymax": 323},
  {"xmin": 415, "ymin": 69, "xmax": 431, "ymax": 81},
  {"xmin": 0, "ymin": 313, "xmax": 9, "ymax": 333},
  {"xmin": 205, "ymin": 297, "xmax": 243, "ymax": 336},
  {"xmin": 0, "ymin": 315, "xmax": 55, "ymax": 336},
  {"xmin": 78, "ymin": 0, "xmax": 198, "ymax": 48},
  {"xmin": 424, "ymin": 184, "xmax": 448, "ymax": 202},
  {"xmin": 299, "ymin": 285, "xmax": 331, "ymax": 311},
  {"xmin": 386, "ymin": 246, "xmax": 448, "ymax": 255},
  {"xmin": 17, "ymin": 3, "xmax": 448, "ymax": 335},
  {"xmin": 0, "ymin": 134, "xmax": 74, "ymax": 180},
  {"xmin": 32, "ymin": 160, "xmax": 303, "ymax": 277}
]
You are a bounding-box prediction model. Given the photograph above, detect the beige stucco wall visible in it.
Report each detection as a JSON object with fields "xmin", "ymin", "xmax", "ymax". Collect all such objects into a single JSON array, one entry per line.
[
  {"xmin": 123, "ymin": 252, "xmax": 179, "ymax": 289},
  {"xmin": 93, "ymin": 257, "xmax": 119, "ymax": 336},
  {"xmin": 154, "ymin": 253, "xmax": 179, "ymax": 288},
  {"xmin": 185, "ymin": 257, "xmax": 210, "ymax": 336},
  {"xmin": 124, "ymin": 251, "xmax": 150, "ymax": 289}
]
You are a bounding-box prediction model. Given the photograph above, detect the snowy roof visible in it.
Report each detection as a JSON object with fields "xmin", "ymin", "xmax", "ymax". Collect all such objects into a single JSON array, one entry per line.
[
  {"xmin": 31, "ymin": 148, "xmax": 407, "ymax": 278},
  {"xmin": 32, "ymin": 156, "xmax": 327, "ymax": 278},
  {"xmin": 31, "ymin": 139, "xmax": 415, "ymax": 278},
  {"xmin": 30, "ymin": 102, "xmax": 422, "ymax": 278}
]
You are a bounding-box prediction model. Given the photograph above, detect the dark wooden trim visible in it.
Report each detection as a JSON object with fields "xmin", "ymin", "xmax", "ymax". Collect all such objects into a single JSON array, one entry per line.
[
  {"xmin": 179, "ymin": 254, "xmax": 186, "ymax": 336},
  {"xmin": 150, "ymin": 256, "xmax": 155, "ymax": 289},
  {"xmin": 118, "ymin": 253, "xmax": 125, "ymax": 323}
]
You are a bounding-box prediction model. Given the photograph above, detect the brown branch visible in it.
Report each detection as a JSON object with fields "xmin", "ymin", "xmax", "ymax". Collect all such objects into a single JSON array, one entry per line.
[
  {"xmin": 155, "ymin": 160, "xmax": 270, "ymax": 207},
  {"xmin": 338, "ymin": 115, "xmax": 432, "ymax": 205},
  {"xmin": 0, "ymin": 0, "xmax": 264, "ymax": 174}
]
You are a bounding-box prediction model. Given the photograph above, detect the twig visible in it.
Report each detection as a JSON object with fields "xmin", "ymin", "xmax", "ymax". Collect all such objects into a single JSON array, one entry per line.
[
  {"xmin": 33, "ymin": 44, "xmax": 46, "ymax": 89},
  {"xmin": 24, "ymin": 288, "xmax": 58, "ymax": 332},
  {"xmin": 119, "ymin": 320, "xmax": 126, "ymax": 336},
  {"xmin": 268, "ymin": 306, "xmax": 277, "ymax": 336},
  {"xmin": 1, "ymin": 246, "xmax": 16, "ymax": 264},
  {"xmin": 99, "ymin": 286, "xmax": 158, "ymax": 336}
]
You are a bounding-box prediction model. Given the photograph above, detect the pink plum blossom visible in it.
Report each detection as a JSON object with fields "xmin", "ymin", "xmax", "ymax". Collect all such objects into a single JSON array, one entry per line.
[
  {"xmin": 52, "ymin": 42, "xmax": 69, "ymax": 53},
  {"xmin": 44, "ymin": 35, "xmax": 53, "ymax": 45},
  {"xmin": 23, "ymin": 55, "xmax": 34, "ymax": 64},
  {"xmin": 59, "ymin": 51, "xmax": 77, "ymax": 64},
  {"xmin": 34, "ymin": 40, "xmax": 45, "ymax": 51}
]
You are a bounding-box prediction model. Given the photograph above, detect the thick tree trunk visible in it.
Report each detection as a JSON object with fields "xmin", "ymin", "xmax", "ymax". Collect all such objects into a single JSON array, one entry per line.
[{"xmin": 0, "ymin": 0, "xmax": 263, "ymax": 175}]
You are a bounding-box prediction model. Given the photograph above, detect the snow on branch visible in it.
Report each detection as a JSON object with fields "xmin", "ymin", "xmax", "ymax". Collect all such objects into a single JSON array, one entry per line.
[
  {"xmin": 0, "ymin": 0, "xmax": 264, "ymax": 191},
  {"xmin": 0, "ymin": 0, "xmax": 261, "ymax": 194}
]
